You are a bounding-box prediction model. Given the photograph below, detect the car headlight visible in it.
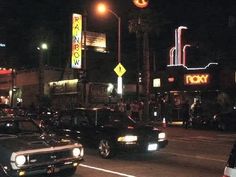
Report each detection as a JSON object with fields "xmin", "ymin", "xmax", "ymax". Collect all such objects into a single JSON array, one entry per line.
[
  {"xmin": 72, "ymin": 148, "xmax": 81, "ymax": 157},
  {"xmin": 158, "ymin": 132, "xmax": 166, "ymax": 139},
  {"xmin": 117, "ymin": 135, "xmax": 138, "ymax": 142},
  {"xmin": 15, "ymin": 155, "xmax": 26, "ymax": 166}
]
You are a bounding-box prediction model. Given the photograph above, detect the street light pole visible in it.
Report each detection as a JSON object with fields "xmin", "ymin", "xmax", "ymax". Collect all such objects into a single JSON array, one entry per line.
[
  {"xmin": 105, "ymin": 8, "xmax": 121, "ymax": 64},
  {"xmin": 38, "ymin": 43, "xmax": 48, "ymax": 108},
  {"xmin": 97, "ymin": 3, "xmax": 122, "ymax": 97}
]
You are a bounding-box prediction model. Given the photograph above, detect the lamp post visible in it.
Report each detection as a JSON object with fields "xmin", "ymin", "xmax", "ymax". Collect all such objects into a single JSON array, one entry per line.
[
  {"xmin": 97, "ymin": 3, "xmax": 121, "ymax": 64},
  {"xmin": 97, "ymin": 3, "xmax": 123, "ymax": 97},
  {"xmin": 37, "ymin": 43, "xmax": 48, "ymax": 107}
]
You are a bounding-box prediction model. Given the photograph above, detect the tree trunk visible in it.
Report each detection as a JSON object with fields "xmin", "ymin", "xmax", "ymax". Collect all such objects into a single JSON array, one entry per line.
[{"xmin": 143, "ymin": 32, "xmax": 150, "ymax": 121}]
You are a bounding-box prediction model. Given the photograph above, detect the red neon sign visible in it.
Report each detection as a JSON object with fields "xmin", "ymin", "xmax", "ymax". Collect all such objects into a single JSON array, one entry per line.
[
  {"xmin": 168, "ymin": 77, "xmax": 175, "ymax": 82},
  {"xmin": 0, "ymin": 69, "xmax": 12, "ymax": 75},
  {"xmin": 184, "ymin": 74, "xmax": 209, "ymax": 85}
]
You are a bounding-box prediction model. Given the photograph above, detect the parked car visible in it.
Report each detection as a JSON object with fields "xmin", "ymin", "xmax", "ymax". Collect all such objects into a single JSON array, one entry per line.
[
  {"xmin": 0, "ymin": 116, "xmax": 84, "ymax": 177},
  {"xmin": 222, "ymin": 141, "xmax": 236, "ymax": 177},
  {"xmin": 191, "ymin": 114, "xmax": 213, "ymax": 129},
  {"xmin": 54, "ymin": 107, "xmax": 168, "ymax": 159},
  {"xmin": 213, "ymin": 109, "xmax": 236, "ymax": 131}
]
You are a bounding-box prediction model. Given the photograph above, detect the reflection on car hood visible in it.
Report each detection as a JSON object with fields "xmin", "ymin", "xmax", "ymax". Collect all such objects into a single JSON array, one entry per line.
[
  {"xmin": 103, "ymin": 122, "xmax": 161, "ymax": 135},
  {"xmin": 0, "ymin": 134, "xmax": 73, "ymax": 152}
]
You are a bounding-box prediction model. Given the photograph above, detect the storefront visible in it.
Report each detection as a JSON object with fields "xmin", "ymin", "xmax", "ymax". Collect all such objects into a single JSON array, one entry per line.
[{"xmin": 152, "ymin": 63, "xmax": 236, "ymax": 121}]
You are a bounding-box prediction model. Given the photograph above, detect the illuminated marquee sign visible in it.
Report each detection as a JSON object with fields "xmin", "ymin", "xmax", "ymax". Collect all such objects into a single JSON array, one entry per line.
[
  {"xmin": 0, "ymin": 68, "xmax": 12, "ymax": 75},
  {"xmin": 133, "ymin": 0, "xmax": 149, "ymax": 8},
  {"xmin": 153, "ymin": 78, "xmax": 161, "ymax": 87},
  {"xmin": 71, "ymin": 13, "xmax": 82, "ymax": 69},
  {"xmin": 184, "ymin": 74, "xmax": 210, "ymax": 85}
]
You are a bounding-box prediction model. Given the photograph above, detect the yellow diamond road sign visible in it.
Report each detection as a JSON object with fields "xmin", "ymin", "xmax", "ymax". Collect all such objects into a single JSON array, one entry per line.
[{"xmin": 114, "ymin": 63, "xmax": 126, "ymax": 77}]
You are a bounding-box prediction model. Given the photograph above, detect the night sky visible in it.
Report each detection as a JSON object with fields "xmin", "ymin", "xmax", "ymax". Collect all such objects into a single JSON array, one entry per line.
[{"xmin": 0, "ymin": 0, "xmax": 235, "ymax": 80}]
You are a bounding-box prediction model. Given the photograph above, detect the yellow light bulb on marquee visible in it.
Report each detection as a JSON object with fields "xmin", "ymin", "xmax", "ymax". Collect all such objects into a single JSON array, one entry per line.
[{"xmin": 132, "ymin": 0, "xmax": 149, "ymax": 8}]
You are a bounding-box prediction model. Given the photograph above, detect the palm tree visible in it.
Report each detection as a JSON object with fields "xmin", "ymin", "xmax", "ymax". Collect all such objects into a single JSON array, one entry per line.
[{"xmin": 128, "ymin": 8, "xmax": 169, "ymax": 121}]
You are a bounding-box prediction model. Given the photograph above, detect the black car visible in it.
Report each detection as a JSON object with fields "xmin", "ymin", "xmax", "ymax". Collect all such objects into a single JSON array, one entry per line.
[
  {"xmin": 213, "ymin": 109, "xmax": 236, "ymax": 131},
  {"xmin": 55, "ymin": 107, "xmax": 168, "ymax": 159},
  {"xmin": 0, "ymin": 117, "xmax": 84, "ymax": 177}
]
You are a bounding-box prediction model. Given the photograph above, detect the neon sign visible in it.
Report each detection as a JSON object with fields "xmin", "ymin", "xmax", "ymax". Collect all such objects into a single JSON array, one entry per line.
[
  {"xmin": 184, "ymin": 74, "xmax": 209, "ymax": 85},
  {"xmin": 132, "ymin": 0, "xmax": 149, "ymax": 8},
  {"xmin": 71, "ymin": 13, "xmax": 82, "ymax": 69},
  {"xmin": 168, "ymin": 77, "xmax": 175, "ymax": 82}
]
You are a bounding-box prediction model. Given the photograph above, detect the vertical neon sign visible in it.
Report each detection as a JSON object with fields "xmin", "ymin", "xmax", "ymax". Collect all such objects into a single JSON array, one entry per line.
[{"xmin": 72, "ymin": 13, "xmax": 82, "ymax": 69}]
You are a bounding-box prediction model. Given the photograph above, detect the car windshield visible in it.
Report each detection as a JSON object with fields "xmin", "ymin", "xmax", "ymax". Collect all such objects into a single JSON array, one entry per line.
[
  {"xmin": 97, "ymin": 110, "xmax": 136, "ymax": 127},
  {"xmin": 0, "ymin": 119, "xmax": 42, "ymax": 135}
]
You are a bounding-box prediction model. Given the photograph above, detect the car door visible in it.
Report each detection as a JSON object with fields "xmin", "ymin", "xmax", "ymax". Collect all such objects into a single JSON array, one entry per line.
[
  {"xmin": 73, "ymin": 109, "xmax": 99, "ymax": 147},
  {"xmin": 57, "ymin": 110, "xmax": 75, "ymax": 138},
  {"xmin": 230, "ymin": 110, "xmax": 236, "ymax": 130}
]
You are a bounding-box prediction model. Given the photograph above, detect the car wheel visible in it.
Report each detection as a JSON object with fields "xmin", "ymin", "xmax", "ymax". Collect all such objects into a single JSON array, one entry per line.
[{"xmin": 98, "ymin": 139, "xmax": 115, "ymax": 159}]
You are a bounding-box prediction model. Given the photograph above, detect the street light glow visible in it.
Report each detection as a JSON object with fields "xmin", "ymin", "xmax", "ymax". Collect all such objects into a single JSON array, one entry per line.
[
  {"xmin": 41, "ymin": 43, "xmax": 48, "ymax": 50},
  {"xmin": 95, "ymin": 2, "xmax": 122, "ymax": 96},
  {"xmin": 97, "ymin": 3, "xmax": 107, "ymax": 14}
]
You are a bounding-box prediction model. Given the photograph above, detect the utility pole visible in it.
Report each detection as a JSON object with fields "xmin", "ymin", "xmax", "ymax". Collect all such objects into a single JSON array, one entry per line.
[
  {"xmin": 143, "ymin": 31, "xmax": 150, "ymax": 121},
  {"xmin": 38, "ymin": 50, "xmax": 44, "ymax": 104},
  {"xmin": 83, "ymin": 10, "xmax": 87, "ymax": 106}
]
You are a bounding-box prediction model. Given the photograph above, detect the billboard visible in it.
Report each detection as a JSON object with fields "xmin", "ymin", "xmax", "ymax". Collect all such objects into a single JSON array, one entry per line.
[
  {"xmin": 83, "ymin": 31, "xmax": 106, "ymax": 48},
  {"xmin": 71, "ymin": 13, "xmax": 82, "ymax": 69}
]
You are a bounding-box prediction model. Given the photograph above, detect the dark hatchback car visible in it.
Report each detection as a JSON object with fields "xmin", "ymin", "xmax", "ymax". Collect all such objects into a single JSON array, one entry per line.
[
  {"xmin": 0, "ymin": 117, "xmax": 84, "ymax": 177},
  {"xmin": 213, "ymin": 109, "xmax": 236, "ymax": 131},
  {"xmin": 54, "ymin": 107, "xmax": 168, "ymax": 159}
]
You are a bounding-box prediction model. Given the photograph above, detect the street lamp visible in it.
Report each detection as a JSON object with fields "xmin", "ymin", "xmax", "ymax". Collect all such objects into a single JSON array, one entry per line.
[
  {"xmin": 97, "ymin": 3, "xmax": 122, "ymax": 96},
  {"xmin": 97, "ymin": 3, "xmax": 121, "ymax": 64},
  {"xmin": 177, "ymin": 26, "xmax": 188, "ymax": 65},
  {"xmin": 38, "ymin": 43, "xmax": 48, "ymax": 105}
]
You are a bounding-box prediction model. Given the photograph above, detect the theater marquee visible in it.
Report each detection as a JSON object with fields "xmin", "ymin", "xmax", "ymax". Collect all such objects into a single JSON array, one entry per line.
[{"xmin": 184, "ymin": 74, "xmax": 210, "ymax": 85}]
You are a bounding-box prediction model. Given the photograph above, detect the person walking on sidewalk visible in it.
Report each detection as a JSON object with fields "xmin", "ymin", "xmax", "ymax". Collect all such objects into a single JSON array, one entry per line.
[{"xmin": 182, "ymin": 100, "xmax": 190, "ymax": 129}]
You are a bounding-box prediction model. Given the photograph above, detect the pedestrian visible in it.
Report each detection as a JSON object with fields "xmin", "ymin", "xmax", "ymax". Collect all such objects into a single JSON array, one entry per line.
[
  {"xmin": 182, "ymin": 100, "xmax": 190, "ymax": 129},
  {"xmin": 130, "ymin": 100, "xmax": 139, "ymax": 121},
  {"xmin": 117, "ymin": 99, "xmax": 126, "ymax": 112}
]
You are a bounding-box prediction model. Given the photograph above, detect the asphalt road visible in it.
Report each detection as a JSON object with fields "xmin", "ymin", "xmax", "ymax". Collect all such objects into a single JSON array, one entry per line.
[{"xmin": 59, "ymin": 126, "xmax": 236, "ymax": 177}]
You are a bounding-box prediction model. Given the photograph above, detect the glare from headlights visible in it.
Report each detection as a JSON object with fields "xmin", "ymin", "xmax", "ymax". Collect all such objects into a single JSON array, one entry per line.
[
  {"xmin": 158, "ymin": 132, "xmax": 166, "ymax": 139},
  {"xmin": 72, "ymin": 148, "xmax": 81, "ymax": 157},
  {"xmin": 117, "ymin": 135, "xmax": 138, "ymax": 142},
  {"xmin": 15, "ymin": 155, "xmax": 26, "ymax": 166}
]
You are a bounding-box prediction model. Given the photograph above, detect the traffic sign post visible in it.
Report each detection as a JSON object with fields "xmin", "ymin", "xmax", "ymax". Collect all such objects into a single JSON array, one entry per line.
[
  {"xmin": 114, "ymin": 63, "xmax": 126, "ymax": 96},
  {"xmin": 114, "ymin": 63, "xmax": 126, "ymax": 77}
]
